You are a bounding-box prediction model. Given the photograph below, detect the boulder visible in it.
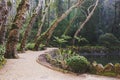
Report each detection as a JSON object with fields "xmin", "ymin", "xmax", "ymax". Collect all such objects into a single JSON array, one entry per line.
[
  {"xmin": 95, "ymin": 64, "xmax": 104, "ymax": 73},
  {"xmin": 115, "ymin": 63, "xmax": 120, "ymax": 74},
  {"xmin": 104, "ymin": 63, "xmax": 114, "ymax": 72}
]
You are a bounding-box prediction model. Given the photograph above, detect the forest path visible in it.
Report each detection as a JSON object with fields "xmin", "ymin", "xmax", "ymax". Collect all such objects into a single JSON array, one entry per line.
[{"xmin": 0, "ymin": 48, "xmax": 119, "ymax": 80}]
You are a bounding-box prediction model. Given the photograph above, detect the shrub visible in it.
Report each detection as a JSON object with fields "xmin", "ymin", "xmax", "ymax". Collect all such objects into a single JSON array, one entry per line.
[
  {"xmin": 66, "ymin": 56, "xmax": 90, "ymax": 73},
  {"xmin": 17, "ymin": 43, "xmax": 21, "ymax": 51},
  {"xmin": 115, "ymin": 63, "xmax": 120, "ymax": 74},
  {"xmin": 74, "ymin": 36, "xmax": 89, "ymax": 46},
  {"xmin": 26, "ymin": 43, "xmax": 35, "ymax": 50},
  {"xmin": 79, "ymin": 46, "xmax": 107, "ymax": 53},
  {"xmin": 45, "ymin": 49, "xmax": 77, "ymax": 69},
  {"xmin": 0, "ymin": 45, "xmax": 6, "ymax": 66},
  {"xmin": 98, "ymin": 33, "xmax": 120, "ymax": 47},
  {"xmin": 26, "ymin": 43, "xmax": 45, "ymax": 50}
]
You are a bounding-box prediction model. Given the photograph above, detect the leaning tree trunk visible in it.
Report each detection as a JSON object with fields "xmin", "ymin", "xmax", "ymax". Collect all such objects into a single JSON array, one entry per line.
[
  {"xmin": 73, "ymin": 0, "xmax": 99, "ymax": 44},
  {"xmin": 0, "ymin": 0, "xmax": 10, "ymax": 45},
  {"xmin": 34, "ymin": 0, "xmax": 84, "ymax": 50},
  {"xmin": 20, "ymin": 0, "xmax": 42, "ymax": 53},
  {"xmin": 4, "ymin": 0, "xmax": 29, "ymax": 58},
  {"xmin": 34, "ymin": 0, "xmax": 51, "ymax": 42}
]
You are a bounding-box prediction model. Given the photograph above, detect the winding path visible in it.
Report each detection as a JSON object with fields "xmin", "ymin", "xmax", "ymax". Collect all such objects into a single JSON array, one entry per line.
[{"xmin": 0, "ymin": 48, "xmax": 119, "ymax": 80}]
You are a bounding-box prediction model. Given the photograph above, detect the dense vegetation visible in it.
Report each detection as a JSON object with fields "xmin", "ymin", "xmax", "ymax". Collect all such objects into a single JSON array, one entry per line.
[{"xmin": 0, "ymin": 0, "xmax": 120, "ymax": 76}]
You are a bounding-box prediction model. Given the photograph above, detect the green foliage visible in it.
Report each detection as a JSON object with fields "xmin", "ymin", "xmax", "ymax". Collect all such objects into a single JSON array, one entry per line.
[
  {"xmin": 53, "ymin": 35, "xmax": 71, "ymax": 48},
  {"xmin": 61, "ymin": 35, "xmax": 71, "ymax": 40},
  {"xmin": 99, "ymin": 72, "xmax": 117, "ymax": 77},
  {"xmin": 0, "ymin": 45, "xmax": 6, "ymax": 66},
  {"xmin": 17, "ymin": 43, "xmax": 21, "ymax": 51},
  {"xmin": 79, "ymin": 46, "xmax": 107, "ymax": 53},
  {"xmin": 98, "ymin": 33, "xmax": 120, "ymax": 47},
  {"xmin": 26, "ymin": 43, "xmax": 45, "ymax": 50},
  {"xmin": 69, "ymin": 45, "xmax": 120, "ymax": 54},
  {"xmin": 54, "ymin": 36, "xmax": 67, "ymax": 44},
  {"xmin": 115, "ymin": 63, "xmax": 120, "ymax": 74},
  {"xmin": 7, "ymin": 0, "xmax": 12, "ymax": 7},
  {"xmin": 66, "ymin": 56, "xmax": 90, "ymax": 73},
  {"xmin": 74, "ymin": 36, "xmax": 89, "ymax": 46},
  {"xmin": 54, "ymin": 36, "xmax": 67, "ymax": 48},
  {"xmin": 26, "ymin": 43, "xmax": 35, "ymax": 50},
  {"xmin": 45, "ymin": 49, "xmax": 79, "ymax": 69}
]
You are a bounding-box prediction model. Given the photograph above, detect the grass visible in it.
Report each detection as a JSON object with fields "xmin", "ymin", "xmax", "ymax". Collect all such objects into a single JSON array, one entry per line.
[
  {"xmin": 98, "ymin": 72, "xmax": 117, "ymax": 77},
  {"xmin": 0, "ymin": 59, "xmax": 7, "ymax": 69}
]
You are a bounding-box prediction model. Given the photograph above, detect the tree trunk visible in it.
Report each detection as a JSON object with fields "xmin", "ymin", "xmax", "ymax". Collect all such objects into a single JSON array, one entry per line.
[
  {"xmin": 73, "ymin": 0, "xmax": 99, "ymax": 44},
  {"xmin": 4, "ymin": 0, "xmax": 29, "ymax": 58},
  {"xmin": 34, "ymin": 0, "xmax": 84, "ymax": 50},
  {"xmin": 34, "ymin": 0, "xmax": 51, "ymax": 42},
  {"xmin": 0, "ymin": 0, "xmax": 9, "ymax": 45},
  {"xmin": 20, "ymin": 0, "xmax": 42, "ymax": 52}
]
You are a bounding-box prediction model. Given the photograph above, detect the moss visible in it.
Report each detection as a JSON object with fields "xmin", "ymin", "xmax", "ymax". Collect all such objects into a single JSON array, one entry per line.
[
  {"xmin": 0, "ymin": 59, "xmax": 6, "ymax": 69},
  {"xmin": 7, "ymin": 0, "xmax": 12, "ymax": 7},
  {"xmin": 99, "ymin": 72, "xmax": 117, "ymax": 77}
]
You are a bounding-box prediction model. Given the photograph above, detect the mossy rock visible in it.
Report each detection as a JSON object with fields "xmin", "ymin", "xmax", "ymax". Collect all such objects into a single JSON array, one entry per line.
[
  {"xmin": 95, "ymin": 64, "xmax": 104, "ymax": 73},
  {"xmin": 104, "ymin": 63, "xmax": 114, "ymax": 72},
  {"xmin": 115, "ymin": 63, "xmax": 120, "ymax": 74}
]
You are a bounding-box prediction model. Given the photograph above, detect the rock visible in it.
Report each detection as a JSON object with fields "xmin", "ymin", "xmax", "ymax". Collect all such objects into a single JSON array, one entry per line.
[
  {"xmin": 115, "ymin": 63, "xmax": 120, "ymax": 74},
  {"xmin": 95, "ymin": 64, "xmax": 104, "ymax": 73},
  {"xmin": 92, "ymin": 61, "xmax": 97, "ymax": 67},
  {"xmin": 104, "ymin": 63, "xmax": 114, "ymax": 72}
]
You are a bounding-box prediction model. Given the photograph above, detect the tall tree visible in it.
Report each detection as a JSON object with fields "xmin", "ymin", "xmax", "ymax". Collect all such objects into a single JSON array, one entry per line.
[
  {"xmin": 34, "ymin": 0, "xmax": 84, "ymax": 50},
  {"xmin": 73, "ymin": 0, "xmax": 99, "ymax": 44},
  {"xmin": 4, "ymin": 0, "xmax": 29, "ymax": 58},
  {"xmin": 34, "ymin": 0, "xmax": 51, "ymax": 42},
  {"xmin": 20, "ymin": 0, "xmax": 42, "ymax": 52},
  {"xmin": 0, "ymin": 0, "xmax": 10, "ymax": 45}
]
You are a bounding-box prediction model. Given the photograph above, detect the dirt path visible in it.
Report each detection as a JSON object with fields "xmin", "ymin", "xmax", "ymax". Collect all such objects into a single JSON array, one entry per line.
[{"xmin": 0, "ymin": 48, "xmax": 119, "ymax": 80}]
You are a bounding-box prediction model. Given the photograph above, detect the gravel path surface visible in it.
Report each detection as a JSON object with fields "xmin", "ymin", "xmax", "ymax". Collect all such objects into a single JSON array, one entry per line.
[{"xmin": 0, "ymin": 48, "xmax": 119, "ymax": 80}]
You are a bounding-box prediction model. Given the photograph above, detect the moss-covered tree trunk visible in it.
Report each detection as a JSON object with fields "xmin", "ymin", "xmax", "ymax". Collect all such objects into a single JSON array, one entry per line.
[
  {"xmin": 73, "ymin": 0, "xmax": 99, "ymax": 44},
  {"xmin": 34, "ymin": 0, "xmax": 84, "ymax": 50},
  {"xmin": 20, "ymin": 0, "xmax": 42, "ymax": 52},
  {"xmin": 4, "ymin": 0, "xmax": 29, "ymax": 58},
  {"xmin": 0, "ymin": 0, "xmax": 9, "ymax": 45}
]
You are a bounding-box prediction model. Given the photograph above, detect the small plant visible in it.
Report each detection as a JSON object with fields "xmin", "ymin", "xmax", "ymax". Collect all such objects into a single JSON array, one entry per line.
[
  {"xmin": 26, "ymin": 43, "xmax": 35, "ymax": 50},
  {"xmin": 26, "ymin": 43, "xmax": 45, "ymax": 50},
  {"xmin": 61, "ymin": 35, "xmax": 71, "ymax": 40},
  {"xmin": 54, "ymin": 35, "xmax": 71, "ymax": 48},
  {"xmin": 74, "ymin": 36, "xmax": 89, "ymax": 46},
  {"xmin": 0, "ymin": 45, "xmax": 6, "ymax": 66},
  {"xmin": 66, "ymin": 56, "xmax": 90, "ymax": 73},
  {"xmin": 54, "ymin": 36, "xmax": 67, "ymax": 48},
  {"xmin": 17, "ymin": 43, "xmax": 21, "ymax": 51}
]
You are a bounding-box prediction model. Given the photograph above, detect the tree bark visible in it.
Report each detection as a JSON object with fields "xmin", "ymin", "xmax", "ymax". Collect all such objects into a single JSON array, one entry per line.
[
  {"xmin": 20, "ymin": 0, "xmax": 42, "ymax": 52},
  {"xmin": 34, "ymin": 0, "xmax": 51, "ymax": 42},
  {"xmin": 0, "ymin": 0, "xmax": 9, "ymax": 45},
  {"xmin": 4, "ymin": 0, "xmax": 29, "ymax": 58},
  {"xmin": 34, "ymin": 0, "xmax": 84, "ymax": 50},
  {"xmin": 73, "ymin": 0, "xmax": 99, "ymax": 44}
]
